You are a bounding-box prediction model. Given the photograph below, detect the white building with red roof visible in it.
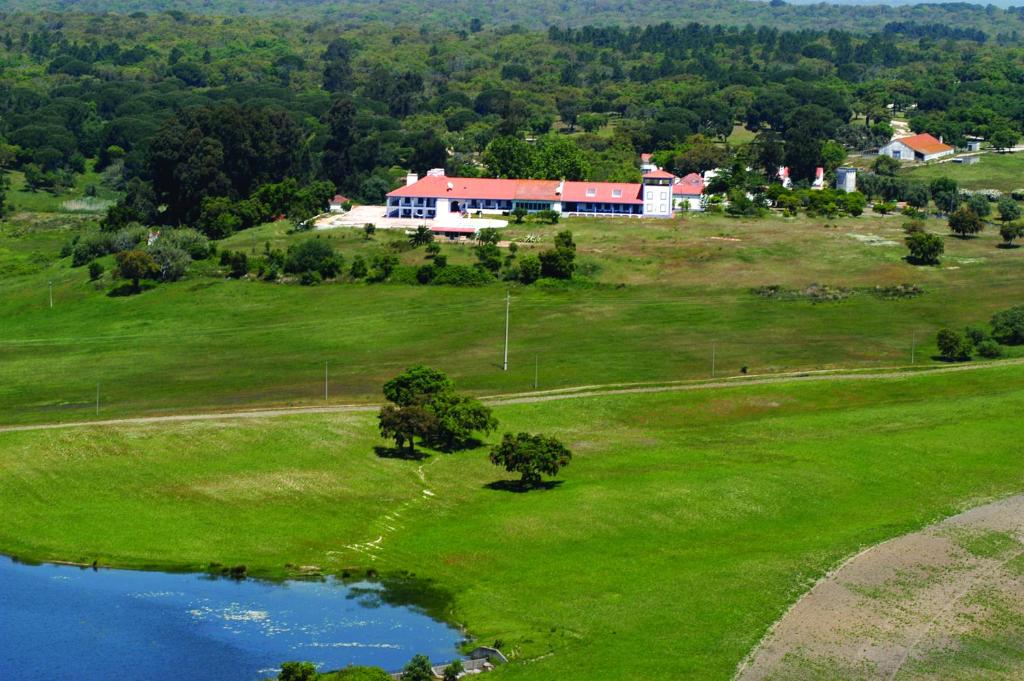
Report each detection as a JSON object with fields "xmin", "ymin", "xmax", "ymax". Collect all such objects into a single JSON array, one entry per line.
[
  {"xmin": 386, "ymin": 169, "xmax": 684, "ymax": 220},
  {"xmin": 879, "ymin": 133, "xmax": 955, "ymax": 162},
  {"xmin": 672, "ymin": 173, "xmax": 705, "ymax": 211}
]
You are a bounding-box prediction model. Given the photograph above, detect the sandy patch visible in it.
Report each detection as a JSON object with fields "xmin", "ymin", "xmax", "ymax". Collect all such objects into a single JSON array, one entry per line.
[{"xmin": 735, "ymin": 495, "xmax": 1024, "ymax": 681}]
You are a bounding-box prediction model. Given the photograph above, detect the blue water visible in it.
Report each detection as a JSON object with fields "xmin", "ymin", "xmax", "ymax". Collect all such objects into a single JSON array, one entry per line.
[{"xmin": 0, "ymin": 556, "xmax": 462, "ymax": 680}]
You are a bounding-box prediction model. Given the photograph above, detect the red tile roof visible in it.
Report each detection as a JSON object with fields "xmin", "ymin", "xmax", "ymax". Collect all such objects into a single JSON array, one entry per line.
[
  {"xmin": 672, "ymin": 173, "xmax": 704, "ymax": 196},
  {"xmin": 640, "ymin": 153, "xmax": 653, "ymax": 162},
  {"xmin": 642, "ymin": 169, "xmax": 676, "ymax": 180},
  {"xmin": 894, "ymin": 133, "xmax": 954, "ymax": 155},
  {"xmin": 561, "ymin": 181, "xmax": 642, "ymax": 204},
  {"xmin": 389, "ymin": 175, "xmax": 643, "ymax": 204}
]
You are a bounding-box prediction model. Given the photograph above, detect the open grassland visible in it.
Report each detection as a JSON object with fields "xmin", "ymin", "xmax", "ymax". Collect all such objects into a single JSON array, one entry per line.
[
  {"xmin": 3, "ymin": 209, "xmax": 1024, "ymax": 425},
  {"xmin": 901, "ymin": 152, "xmax": 1024, "ymax": 193},
  {"xmin": 2, "ymin": 366, "xmax": 1024, "ymax": 679}
]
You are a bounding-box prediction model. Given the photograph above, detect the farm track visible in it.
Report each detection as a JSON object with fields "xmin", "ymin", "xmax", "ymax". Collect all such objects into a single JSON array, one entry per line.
[{"xmin": 2, "ymin": 358, "xmax": 1023, "ymax": 433}]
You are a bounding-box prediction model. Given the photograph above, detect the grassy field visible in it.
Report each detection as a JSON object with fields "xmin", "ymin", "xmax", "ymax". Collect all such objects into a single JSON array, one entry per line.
[
  {"xmin": 3, "ymin": 365, "xmax": 1024, "ymax": 679},
  {"xmin": 901, "ymin": 152, "xmax": 1024, "ymax": 193},
  {"xmin": 2, "ymin": 209, "xmax": 1023, "ymax": 425}
]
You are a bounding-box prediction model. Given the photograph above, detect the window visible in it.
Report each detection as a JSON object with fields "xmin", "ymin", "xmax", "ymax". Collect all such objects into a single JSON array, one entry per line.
[
  {"xmin": 646, "ymin": 190, "xmax": 653, "ymax": 199},
  {"xmin": 659, "ymin": 204, "xmax": 666, "ymax": 213},
  {"xmin": 611, "ymin": 189, "xmax": 622, "ymax": 198},
  {"xmin": 586, "ymin": 187, "xmax": 597, "ymax": 197},
  {"xmin": 660, "ymin": 191, "xmax": 667, "ymax": 200}
]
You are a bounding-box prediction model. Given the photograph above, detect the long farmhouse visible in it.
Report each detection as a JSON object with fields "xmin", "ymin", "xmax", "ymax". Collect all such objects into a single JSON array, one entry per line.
[{"xmin": 386, "ymin": 168, "xmax": 679, "ymax": 220}]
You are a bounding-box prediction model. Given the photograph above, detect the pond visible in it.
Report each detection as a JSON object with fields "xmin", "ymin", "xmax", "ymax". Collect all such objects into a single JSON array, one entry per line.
[{"xmin": 0, "ymin": 556, "xmax": 463, "ymax": 680}]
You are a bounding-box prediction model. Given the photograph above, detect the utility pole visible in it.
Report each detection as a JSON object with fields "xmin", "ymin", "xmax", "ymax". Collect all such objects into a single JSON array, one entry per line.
[
  {"xmin": 503, "ymin": 290, "xmax": 510, "ymax": 372},
  {"xmin": 49, "ymin": 280, "xmax": 53, "ymax": 309},
  {"xmin": 324, "ymin": 360, "xmax": 329, "ymax": 401},
  {"xmin": 711, "ymin": 341, "xmax": 716, "ymax": 378}
]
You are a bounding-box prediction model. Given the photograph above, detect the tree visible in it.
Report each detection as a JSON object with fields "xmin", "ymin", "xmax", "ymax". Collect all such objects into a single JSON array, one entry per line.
[
  {"xmin": 929, "ymin": 177, "xmax": 959, "ymax": 214},
  {"xmin": 936, "ymin": 328, "xmax": 972, "ymax": 361},
  {"xmin": 991, "ymin": 306, "xmax": 1024, "ymax": 345},
  {"xmin": 1000, "ymin": 222, "xmax": 1024, "ymax": 246},
  {"xmin": 115, "ymin": 249, "xmax": 158, "ymax": 292},
  {"xmin": 322, "ymin": 39, "xmax": 353, "ymax": 92},
  {"xmin": 518, "ymin": 254, "xmax": 541, "ymax": 283},
  {"xmin": 322, "ymin": 97, "xmax": 357, "ymax": 189},
  {"xmin": 88, "ymin": 261, "xmax": 104, "ymax": 281},
  {"xmin": 350, "ymin": 255, "xmax": 368, "ymax": 279},
  {"xmin": 0, "ymin": 172, "xmax": 7, "ymax": 218},
  {"xmin": 556, "ymin": 97, "xmax": 580, "ymax": 131},
  {"xmin": 948, "ymin": 205, "xmax": 983, "ymax": 238},
  {"xmin": 489, "ymin": 432, "xmax": 572, "ymax": 486},
  {"xmin": 382, "ymin": 366, "xmax": 454, "ymax": 407},
  {"xmin": 872, "ymin": 155, "xmax": 901, "ymax": 176},
  {"xmin": 475, "ymin": 242, "xmax": 502, "ymax": 273},
  {"xmin": 425, "ymin": 390, "xmax": 497, "ymax": 450},
  {"xmin": 401, "ymin": 655, "xmax": 434, "ymax": 681},
  {"xmin": 998, "ymin": 197, "xmax": 1021, "ymax": 223},
  {"xmin": 512, "ymin": 205, "xmax": 527, "ymax": 223},
  {"xmin": 539, "ymin": 230, "xmax": 576, "ymax": 279},
  {"xmin": 783, "ymin": 104, "xmax": 839, "ymax": 181},
  {"xmin": 966, "ymin": 193, "xmax": 990, "ymax": 218},
  {"xmin": 990, "ymin": 128, "xmax": 1019, "ymax": 152},
  {"xmin": 285, "ymin": 239, "xmax": 341, "ymax": 278},
  {"xmin": 378, "ymin": 404, "xmax": 435, "ymax": 452},
  {"xmin": 483, "ymin": 136, "xmax": 535, "ymax": 179},
  {"xmin": 409, "ymin": 225, "xmax": 434, "ymax": 247},
  {"xmin": 905, "ymin": 231, "xmax": 944, "ymax": 265},
  {"xmin": 278, "ymin": 662, "xmax": 318, "ymax": 681},
  {"xmin": 442, "ymin": 660, "xmax": 464, "ymax": 681}
]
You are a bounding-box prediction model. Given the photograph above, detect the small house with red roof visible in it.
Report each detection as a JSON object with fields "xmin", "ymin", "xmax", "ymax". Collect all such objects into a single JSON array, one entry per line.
[
  {"xmin": 879, "ymin": 133, "xmax": 954, "ymax": 162},
  {"xmin": 328, "ymin": 195, "xmax": 351, "ymax": 212},
  {"xmin": 672, "ymin": 173, "xmax": 705, "ymax": 211}
]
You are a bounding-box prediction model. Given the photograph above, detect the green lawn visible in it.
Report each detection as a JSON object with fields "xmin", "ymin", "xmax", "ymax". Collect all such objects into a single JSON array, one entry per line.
[
  {"xmin": 2, "ymin": 210, "xmax": 1024, "ymax": 425},
  {"xmin": 902, "ymin": 152, "xmax": 1024, "ymax": 193},
  {"xmin": 3, "ymin": 365, "xmax": 1024, "ymax": 679}
]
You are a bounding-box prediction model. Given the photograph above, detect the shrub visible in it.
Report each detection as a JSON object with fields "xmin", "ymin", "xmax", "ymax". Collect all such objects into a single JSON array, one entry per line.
[
  {"xmin": 964, "ymin": 326, "xmax": 989, "ymax": 346},
  {"xmin": 162, "ymin": 228, "xmax": 211, "ymax": 260},
  {"xmin": 87, "ymin": 260, "xmax": 104, "ymax": 281},
  {"xmin": 147, "ymin": 243, "xmax": 190, "ymax": 282},
  {"xmin": 431, "ymin": 264, "xmax": 493, "ymax": 286},
  {"xmin": 285, "ymin": 238, "xmax": 342, "ymax": 278},
  {"xmin": 416, "ymin": 264, "xmax": 436, "ymax": 284},
  {"xmin": 363, "ymin": 223, "xmax": 376, "ymax": 238},
  {"xmin": 999, "ymin": 222, "xmax": 1024, "ymax": 247},
  {"xmin": 905, "ymin": 231, "xmax": 944, "ymax": 265},
  {"xmin": 350, "ymin": 255, "xmax": 368, "ymax": 279},
  {"xmin": 977, "ymin": 339, "xmax": 1002, "ymax": 358},
  {"xmin": 518, "ymin": 254, "xmax": 541, "ymax": 284},
  {"xmin": 299, "ymin": 270, "xmax": 323, "ymax": 286},
  {"xmin": 71, "ymin": 233, "xmax": 113, "ymax": 266},
  {"xmin": 228, "ymin": 251, "xmax": 249, "ymax": 279},
  {"xmin": 991, "ymin": 305, "xmax": 1024, "ymax": 345},
  {"xmin": 948, "ymin": 206, "xmax": 983, "ymax": 238},
  {"xmin": 936, "ymin": 328, "xmax": 972, "ymax": 361}
]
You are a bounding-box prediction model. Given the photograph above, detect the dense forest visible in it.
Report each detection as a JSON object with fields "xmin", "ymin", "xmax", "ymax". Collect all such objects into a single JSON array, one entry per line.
[
  {"xmin": 6, "ymin": 0, "xmax": 1024, "ymax": 35},
  {"xmin": 2, "ymin": 10, "xmax": 1024, "ymax": 237}
]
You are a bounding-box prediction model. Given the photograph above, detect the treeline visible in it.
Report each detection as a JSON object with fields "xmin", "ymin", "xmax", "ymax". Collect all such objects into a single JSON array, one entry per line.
[{"xmin": 2, "ymin": 11, "xmax": 1024, "ymax": 238}]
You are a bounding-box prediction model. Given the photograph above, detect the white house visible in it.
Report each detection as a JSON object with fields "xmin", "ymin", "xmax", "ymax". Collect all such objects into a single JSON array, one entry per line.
[
  {"xmin": 879, "ymin": 133, "xmax": 954, "ymax": 162},
  {"xmin": 328, "ymin": 194, "xmax": 350, "ymax": 212},
  {"xmin": 672, "ymin": 173, "xmax": 704, "ymax": 211}
]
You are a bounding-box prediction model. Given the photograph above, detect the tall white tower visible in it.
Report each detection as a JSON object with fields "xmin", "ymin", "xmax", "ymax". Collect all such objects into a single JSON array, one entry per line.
[{"xmin": 642, "ymin": 170, "xmax": 674, "ymax": 218}]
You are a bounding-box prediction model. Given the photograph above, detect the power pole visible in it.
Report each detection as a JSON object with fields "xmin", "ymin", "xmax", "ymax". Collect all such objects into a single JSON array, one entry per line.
[
  {"xmin": 503, "ymin": 290, "xmax": 510, "ymax": 372},
  {"xmin": 324, "ymin": 360, "xmax": 329, "ymax": 401},
  {"xmin": 49, "ymin": 280, "xmax": 53, "ymax": 309}
]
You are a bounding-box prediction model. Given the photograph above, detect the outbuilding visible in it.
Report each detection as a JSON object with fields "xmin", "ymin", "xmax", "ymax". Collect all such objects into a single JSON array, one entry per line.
[{"xmin": 878, "ymin": 133, "xmax": 954, "ymax": 162}]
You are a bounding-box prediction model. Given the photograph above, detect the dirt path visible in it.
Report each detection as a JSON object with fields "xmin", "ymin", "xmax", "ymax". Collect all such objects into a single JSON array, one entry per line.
[
  {"xmin": 2, "ymin": 359, "xmax": 1024, "ymax": 434},
  {"xmin": 735, "ymin": 495, "xmax": 1024, "ymax": 681}
]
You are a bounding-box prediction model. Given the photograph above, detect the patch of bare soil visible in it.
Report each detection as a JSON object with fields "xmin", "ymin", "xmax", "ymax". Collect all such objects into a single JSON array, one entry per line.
[{"xmin": 735, "ymin": 495, "xmax": 1024, "ymax": 681}]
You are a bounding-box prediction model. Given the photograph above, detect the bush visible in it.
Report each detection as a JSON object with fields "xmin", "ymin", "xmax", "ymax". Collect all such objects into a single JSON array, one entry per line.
[
  {"xmin": 518, "ymin": 254, "xmax": 541, "ymax": 284},
  {"xmin": 87, "ymin": 260, "xmax": 104, "ymax": 281},
  {"xmin": 976, "ymin": 339, "xmax": 1002, "ymax": 358},
  {"xmin": 228, "ymin": 251, "xmax": 249, "ymax": 279},
  {"xmin": 299, "ymin": 270, "xmax": 323, "ymax": 286},
  {"xmin": 147, "ymin": 243, "xmax": 190, "ymax": 282},
  {"xmin": 948, "ymin": 205, "xmax": 983, "ymax": 237},
  {"xmin": 416, "ymin": 264, "xmax": 436, "ymax": 284},
  {"xmin": 431, "ymin": 264, "xmax": 494, "ymax": 286},
  {"xmin": 285, "ymin": 239, "xmax": 342, "ymax": 279},
  {"xmin": 71, "ymin": 233, "xmax": 113, "ymax": 266},
  {"xmin": 991, "ymin": 305, "xmax": 1024, "ymax": 345},
  {"xmin": 905, "ymin": 231, "xmax": 944, "ymax": 265},
  {"xmin": 936, "ymin": 328, "xmax": 972, "ymax": 361},
  {"xmin": 350, "ymin": 255, "xmax": 368, "ymax": 279},
  {"xmin": 162, "ymin": 228, "xmax": 211, "ymax": 260}
]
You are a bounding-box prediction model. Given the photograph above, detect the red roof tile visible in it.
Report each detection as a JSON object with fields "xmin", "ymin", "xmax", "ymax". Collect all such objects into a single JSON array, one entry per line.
[
  {"xmin": 642, "ymin": 169, "xmax": 676, "ymax": 180},
  {"xmin": 894, "ymin": 133, "xmax": 954, "ymax": 155},
  {"xmin": 561, "ymin": 181, "xmax": 643, "ymax": 204},
  {"xmin": 672, "ymin": 173, "xmax": 704, "ymax": 196}
]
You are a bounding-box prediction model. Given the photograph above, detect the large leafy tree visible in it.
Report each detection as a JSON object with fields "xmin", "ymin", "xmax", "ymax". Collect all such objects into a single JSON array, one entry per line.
[
  {"xmin": 322, "ymin": 97, "xmax": 357, "ymax": 189},
  {"xmin": 783, "ymin": 104, "xmax": 839, "ymax": 181},
  {"xmin": 490, "ymin": 432, "xmax": 573, "ymax": 486},
  {"xmin": 322, "ymin": 39, "xmax": 353, "ymax": 92}
]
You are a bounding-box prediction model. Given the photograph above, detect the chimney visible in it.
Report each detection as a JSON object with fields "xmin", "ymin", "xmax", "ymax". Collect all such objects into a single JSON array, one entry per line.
[
  {"xmin": 555, "ymin": 180, "xmax": 564, "ymax": 195},
  {"xmin": 426, "ymin": 168, "xmax": 446, "ymax": 177},
  {"xmin": 405, "ymin": 172, "xmax": 418, "ymax": 186}
]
